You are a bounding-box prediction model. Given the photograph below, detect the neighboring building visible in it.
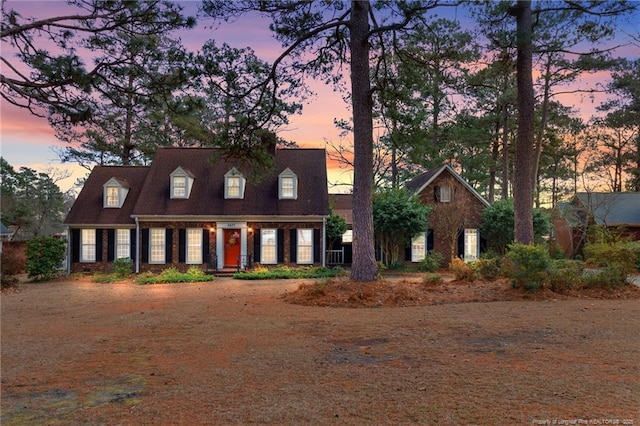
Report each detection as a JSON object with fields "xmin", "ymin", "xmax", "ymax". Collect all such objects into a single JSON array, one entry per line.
[
  {"xmin": 552, "ymin": 192, "xmax": 640, "ymax": 258},
  {"xmin": 328, "ymin": 193, "xmax": 353, "ymax": 265},
  {"xmin": 406, "ymin": 164, "xmax": 490, "ymax": 263},
  {"xmin": 63, "ymin": 147, "xmax": 330, "ymax": 273},
  {"xmin": 0, "ymin": 222, "xmax": 13, "ymax": 254},
  {"xmin": 328, "ymin": 165, "xmax": 490, "ymax": 266}
]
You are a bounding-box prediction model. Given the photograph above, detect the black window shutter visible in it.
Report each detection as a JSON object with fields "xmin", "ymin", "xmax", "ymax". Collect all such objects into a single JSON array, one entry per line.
[
  {"xmin": 277, "ymin": 229, "xmax": 284, "ymax": 263},
  {"xmin": 130, "ymin": 229, "xmax": 136, "ymax": 259},
  {"xmin": 427, "ymin": 229, "xmax": 434, "ymax": 252},
  {"xmin": 178, "ymin": 229, "xmax": 186, "ymax": 263},
  {"xmin": 202, "ymin": 229, "xmax": 210, "ymax": 264},
  {"xmin": 96, "ymin": 229, "xmax": 103, "ymax": 262},
  {"xmin": 457, "ymin": 229, "xmax": 464, "ymax": 258},
  {"xmin": 107, "ymin": 229, "xmax": 115, "ymax": 262},
  {"xmin": 290, "ymin": 229, "xmax": 297, "ymax": 263},
  {"xmin": 141, "ymin": 229, "xmax": 149, "ymax": 263},
  {"xmin": 166, "ymin": 229, "xmax": 173, "ymax": 263},
  {"xmin": 253, "ymin": 229, "xmax": 261, "ymax": 262},
  {"xmin": 434, "ymin": 186, "xmax": 440, "ymax": 202},
  {"xmin": 72, "ymin": 229, "xmax": 80, "ymax": 262},
  {"xmin": 314, "ymin": 229, "xmax": 321, "ymax": 263},
  {"xmin": 405, "ymin": 240, "xmax": 412, "ymax": 261}
]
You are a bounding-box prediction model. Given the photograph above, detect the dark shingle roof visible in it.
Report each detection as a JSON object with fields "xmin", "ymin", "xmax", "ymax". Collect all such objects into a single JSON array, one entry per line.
[
  {"xmin": 131, "ymin": 147, "xmax": 329, "ymax": 217},
  {"xmin": 329, "ymin": 193, "xmax": 353, "ymax": 224},
  {"xmin": 64, "ymin": 166, "xmax": 150, "ymax": 226},
  {"xmin": 575, "ymin": 192, "xmax": 640, "ymax": 226}
]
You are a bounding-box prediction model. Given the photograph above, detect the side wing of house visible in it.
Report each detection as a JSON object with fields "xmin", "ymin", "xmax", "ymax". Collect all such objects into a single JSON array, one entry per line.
[
  {"xmin": 407, "ymin": 165, "xmax": 490, "ymax": 263},
  {"xmin": 64, "ymin": 148, "xmax": 331, "ymax": 274}
]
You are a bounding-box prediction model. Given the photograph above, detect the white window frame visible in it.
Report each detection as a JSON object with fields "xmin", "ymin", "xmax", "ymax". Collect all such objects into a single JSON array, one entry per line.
[
  {"xmin": 439, "ymin": 186, "xmax": 452, "ymax": 203},
  {"xmin": 297, "ymin": 229, "xmax": 313, "ymax": 264},
  {"xmin": 172, "ymin": 175, "xmax": 187, "ymax": 198},
  {"xmin": 186, "ymin": 228, "xmax": 202, "ymax": 264},
  {"xmin": 278, "ymin": 168, "xmax": 298, "ymax": 199},
  {"xmin": 116, "ymin": 229, "xmax": 130, "ymax": 259},
  {"xmin": 464, "ymin": 228, "xmax": 479, "ymax": 262},
  {"xmin": 105, "ymin": 186, "xmax": 119, "ymax": 207},
  {"xmin": 225, "ymin": 168, "xmax": 245, "ymax": 199},
  {"xmin": 149, "ymin": 228, "xmax": 166, "ymax": 264},
  {"xmin": 81, "ymin": 229, "xmax": 96, "ymax": 262},
  {"xmin": 103, "ymin": 178, "xmax": 129, "ymax": 208},
  {"xmin": 411, "ymin": 232, "xmax": 426, "ymax": 262},
  {"xmin": 261, "ymin": 229, "xmax": 277, "ymax": 264}
]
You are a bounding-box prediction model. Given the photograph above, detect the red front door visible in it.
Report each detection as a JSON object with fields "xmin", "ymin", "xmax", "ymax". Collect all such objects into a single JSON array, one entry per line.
[{"xmin": 223, "ymin": 229, "xmax": 241, "ymax": 267}]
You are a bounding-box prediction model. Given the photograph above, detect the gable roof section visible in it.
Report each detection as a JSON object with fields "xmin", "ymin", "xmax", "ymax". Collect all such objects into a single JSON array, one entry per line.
[
  {"xmin": 574, "ymin": 192, "xmax": 640, "ymax": 226},
  {"xmin": 406, "ymin": 164, "xmax": 490, "ymax": 207},
  {"xmin": 329, "ymin": 193, "xmax": 353, "ymax": 225},
  {"xmin": 64, "ymin": 166, "xmax": 150, "ymax": 226},
  {"xmin": 132, "ymin": 147, "xmax": 329, "ymax": 218},
  {"xmin": 1, "ymin": 222, "xmax": 11, "ymax": 236}
]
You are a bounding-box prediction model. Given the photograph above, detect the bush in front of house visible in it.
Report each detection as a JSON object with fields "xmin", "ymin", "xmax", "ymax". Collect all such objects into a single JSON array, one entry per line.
[
  {"xmin": 502, "ymin": 244, "xmax": 550, "ymax": 292},
  {"xmin": 583, "ymin": 242, "xmax": 637, "ymax": 275},
  {"xmin": 234, "ymin": 265, "xmax": 344, "ymax": 280},
  {"xmin": 136, "ymin": 266, "xmax": 214, "ymax": 284},
  {"xmin": 472, "ymin": 256, "xmax": 502, "ymax": 280},
  {"xmin": 417, "ymin": 251, "xmax": 444, "ymax": 273},
  {"xmin": 448, "ymin": 258, "xmax": 477, "ymax": 282},
  {"xmin": 1, "ymin": 247, "xmax": 23, "ymax": 289},
  {"xmin": 25, "ymin": 236, "xmax": 65, "ymax": 281},
  {"xmin": 546, "ymin": 259, "xmax": 585, "ymax": 292},
  {"xmin": 422, "ymin": 272, "xmax": 443, "ymax": 286},
  {"xmin": 582, "ymin": 264, "xmax": 628, "ymax": 290}
]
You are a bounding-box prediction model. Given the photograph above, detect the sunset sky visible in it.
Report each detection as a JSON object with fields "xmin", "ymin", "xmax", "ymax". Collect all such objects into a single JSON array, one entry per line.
[{"xmin": 1, "ymin": 1, "xmax": 638, "ymax": 194}]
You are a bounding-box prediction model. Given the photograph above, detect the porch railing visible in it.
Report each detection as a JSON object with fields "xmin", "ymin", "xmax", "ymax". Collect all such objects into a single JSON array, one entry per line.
[{"xmin": 326, "ymin": 248, "xmax": 344, "ymax": 265}]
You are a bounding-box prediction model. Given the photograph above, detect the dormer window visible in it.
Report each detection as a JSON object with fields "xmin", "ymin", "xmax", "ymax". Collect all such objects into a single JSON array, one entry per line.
[
  {"xmin": 103, "ymin": 178, "xmax": 129, "ymax": 208},
  {"xmin": 225, "ymin": 168, "xmax": 245, "ymax": 199},
  {"xmin": 279, "ymin": 168, "xmax": 298, "ymax": 200},
  {"xmin": 170, "ymin": 167, "xmax": 194, "ymax": 199}
]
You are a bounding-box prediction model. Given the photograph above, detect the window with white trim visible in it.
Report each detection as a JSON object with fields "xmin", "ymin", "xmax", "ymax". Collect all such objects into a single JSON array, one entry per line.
[
  {"xmin": 173, "ymin": 176, "xmax": 187, "ymax": 198},
  {"xmin": 464, "ymin": 228, "xmax": 479, "ymax": 262},
  {"xmin": 278, "ymin": 168, "xmax": 298, "ymax": 199},
  {"xmin": 411, "ymin": 232, "xmax": 426, "ymax": 262},
  {"xmin": 186, "ymin": 228, "xmax": 202, "ymax": 264},
  {"xmin": 261, "ymin": 229, "xmax": 277, "ymax": 264},
  {"xmin": 225, "ymin": 168, "xmax": 245, "ymax": 199},
  {"xmin": 439, "ymin": 186, "xmax": 452, "ymax": 202},
  {"xmin": 81, "ymin": 229, "xmax": 96, "ymax": 262},
  {"xmin": 297, "ymin": 229, "xmax": 313, "ymax": 264},
  {"xmin": 149, "ymin": 228, "xmax": 165, "ymax": 264},
  {"xmin": 116, "ymin": 229, "xmax": 130, "ymax": 259},
  {"xmin": 170, "ymin": 167, "xmax": 194, "ymax": 199},
  {"xmin": 106, "ymin": 186, "xmax": 119, "ymax": 207},
  {"xmin": 342, "ymin": 229, "xmax": 353, "ymax": 243}
]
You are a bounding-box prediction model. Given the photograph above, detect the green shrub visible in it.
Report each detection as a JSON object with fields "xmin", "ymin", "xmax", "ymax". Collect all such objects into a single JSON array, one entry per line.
[
  {"xmin": 422, "ymin": 272, "xmax": 443, "ymax": 286},
  {"xmin": 583, "ymin": 242, "xmax": 637, "ymax": 275},
  {"xmin": 503, "ymin": 244, "xmax": 550, "ymax": 292},
  {"xmin": 136, "ymin": 266, "xmax": 214, "ymax": 284},
  {"xmin": 547, "ymin": 259, "xmax": 584, "ymax": 292},
  {"xmin": 112, "ymin": 257, "xmax": 134, "ymax": 277},
  {"xmin": 472, "ymin": 257, "xmax": 501, "ymax": 280},
  {"xmin": 234, "ymin": 265, "xmax": 343, "ymax": 280},
  {"xmin": 417, "ymin": 251, "xmax": 444, "ymax": 273},
  {"xmin": 583, "ymin": 265, "xmax": 628, "ymax": 290},
  {"xmin": 623, "ymin": 241, "xmax": 640, "ymax": 271},
  {"xmin": 448, "ymin": 258, "xmax": 477, "ymax": 282},
  {"xmin": 25, "ymin": 236, "xmax": 65, "ymax": 281}
]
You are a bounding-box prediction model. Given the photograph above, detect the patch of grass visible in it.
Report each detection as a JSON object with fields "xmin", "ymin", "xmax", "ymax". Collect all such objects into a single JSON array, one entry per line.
[
  {"xmin": 234, "ymin": 265, "xmax": 344, "ymax": 280},
  {"xmin": 136, "ymin": 266, "xmax": 214, "ymax": 284}
]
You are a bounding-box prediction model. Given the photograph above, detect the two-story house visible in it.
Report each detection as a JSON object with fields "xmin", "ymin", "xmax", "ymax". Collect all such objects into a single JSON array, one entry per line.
[{"xmin": 63, "ymin": 147, "xmax": 330, "ymax": 274}]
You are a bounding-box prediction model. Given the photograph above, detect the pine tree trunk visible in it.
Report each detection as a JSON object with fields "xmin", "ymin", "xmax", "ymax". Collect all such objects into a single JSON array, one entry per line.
[
  {"xmin": 513, "ymin": 0, "xmax": 534, "ymax": 244},
  {"xmin": 349, "ymin": 0, "xmax": 378, "ymax": 281}
]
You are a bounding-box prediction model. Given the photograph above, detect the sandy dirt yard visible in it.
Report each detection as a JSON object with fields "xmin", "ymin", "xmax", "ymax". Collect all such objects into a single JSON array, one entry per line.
[{"xmin": 1, "ymin": 275, "xmax": 639, "ymax": 425}]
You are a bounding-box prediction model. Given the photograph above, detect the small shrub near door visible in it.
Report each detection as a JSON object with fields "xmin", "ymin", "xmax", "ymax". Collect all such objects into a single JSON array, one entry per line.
[{"xmin": 25, "ymin": 236, "xmax": 65, "ymax": 281}]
